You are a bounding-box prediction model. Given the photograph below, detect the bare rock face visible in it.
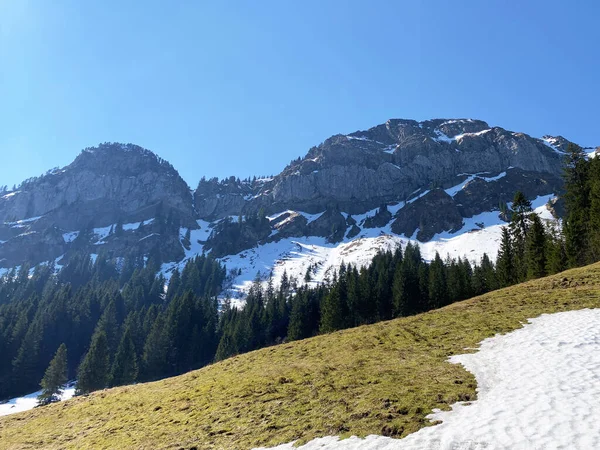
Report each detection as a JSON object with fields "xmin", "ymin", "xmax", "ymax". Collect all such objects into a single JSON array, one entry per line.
[
  {"xmin": 391, "ymin": 190, "xmax": 463, "ymax": 241},
  {"xmin": 194, "ymin": 177, "xmax": 268, "ymax": 220},
  {"xmin": 0, "ymin": 143, "xmax": 194, "ymax": 228},
  {"xmin": 306, "ymin": 209, "xmax": 347, "ymax": 243},
  {"xmin": 198, "ymin": 119, "xmax": 566, "ymax": 220},
  {"xmin": 0, "ymin": 143, "xmax": 194, "ymax": 267},
  {"xmin": 453, "ymin": 169, "xmax": 563, "ymax": 218},
  {"xmin": 363, "ymin": 206, "xmax": 393, "ymax": 228},
  {"xmin": 270, "ymin": 211, "xmax": 308, "ymax": 239}
]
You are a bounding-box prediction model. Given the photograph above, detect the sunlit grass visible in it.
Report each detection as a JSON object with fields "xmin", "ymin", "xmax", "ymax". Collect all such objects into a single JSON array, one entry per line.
[{"xmin": 1, "ymin": 264, "xmax": 599, "ymax": 449}]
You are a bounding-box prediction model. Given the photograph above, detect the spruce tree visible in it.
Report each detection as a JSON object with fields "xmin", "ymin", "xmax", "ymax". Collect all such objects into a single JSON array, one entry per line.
[
  {"xmin": 428, "ymin": 252, "xmax": 447, "ymax": 308},
  {"xmin": 76, "ymin": 331, "xmax": 110, "ymax": 395},
  {"xmin": 525, "ymin": 213, "xmax": 547, "ymax": 280},
  {"xmin": 587, "ymin": 156, "xmax": 600, "ymax": 261},
  {"xmin": 509, "ymin": 191, "xmax": 533, "ymax": 280},
  {"xmin": 480, "ymin": 253, "xmax": 497, "ymax": 292},
  {"xmin": 392, "ymin": 243, "xmax": 422, "ymax": 316},
  {"xmin": 319, "ymin": 285, "xmax": 346, "ymax": 333},
  {"xmin": 563, "ymin": 143, "xmax": 590, "ymax": 267},
  {"xmin": 109, "ymin": 328, "xmax": 138, "ymax": 387},
  {"xmin": 38, "ymin": 343, "xmax": 68, "ymax": 405},
  {"xmin": 496, "ymin": 227, "xmax": 516, "ymax": 287}
]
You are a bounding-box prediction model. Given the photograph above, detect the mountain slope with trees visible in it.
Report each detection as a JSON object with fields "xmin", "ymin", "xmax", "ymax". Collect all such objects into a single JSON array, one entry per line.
[{"xmin": 1, "ymin": 262, "xmax": 600, "ymax": 449}]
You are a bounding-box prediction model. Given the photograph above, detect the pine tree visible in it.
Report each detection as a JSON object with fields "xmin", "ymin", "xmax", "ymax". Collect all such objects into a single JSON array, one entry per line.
[
  {"xmin": 496, "ymin": 227, "xmax": 516, "ymax": 287},
  {"xmin": 563, "ymin": 143, "xmax": 590, "ymax": 267},
  {"xmin": 38, "ymin": 343, "xmax": 68, "ymax": 405},
  {"xmin": 392, "ymin": 243, "xmax": 422, "ymax": 316},
  {"xmin": 587, "ymin": 156, "xmax": 600, "ymax": 261},
  {"xmin": 76, "ymin": 331, "xmax": 110, "ymax": 394},
  {"xmin": 142, "ymin": 313, "xmax": 171, "ymax": 379},
  {"xmin": 479, "ymin": 253, "xmax": 497, "ymax": 292},
  {"xmin": 109, "ymin": 328, "xmax": 138, "ymax": 387},
  {"xmin": 319, "ymin": 285, "xmax": 347, "ymax": 333},
  {"xmin": 525, "ymin": 213, "xmax": 547, "ymax": 280},
  {"xmin": 428, "ymin": 252, "xmax": 447, "ymax": 308},
  {"xmin": 509, "ymin": 191, "xmax": 533, "ymax": 280},
  {"xmin": 545, "ymin": 227, "xmax": 567, "ymax": 275}
]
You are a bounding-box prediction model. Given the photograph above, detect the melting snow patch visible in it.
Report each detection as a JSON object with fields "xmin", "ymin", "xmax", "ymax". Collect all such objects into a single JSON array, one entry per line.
[
  {"xmin": 445, "ymin": 172, "xmax": 507, "ymax": 197},
  {"xmin": 123, "ymin": 218, "xmax": 155, "ymax": 231},
  {"xmin": 62, "ymin": 231, "xmax": 79, "ymax": 243},
  {"xmin": 1, "ymin": 191, "xmax": 19, "ymax": 199},
  {"xmin": 255, "ymin": 308, "xmax": 600, "ymax": 450},
  {"xmin": 0, "ymin": 382, "xmax": 76, "ymax": 417},
  {"xmin": 540, "ymin": 137, "xmax": 566, "ymax": 155},
  {"xmin": 6, "ymin": 216, "xmax": 43, "ymax": 227}
]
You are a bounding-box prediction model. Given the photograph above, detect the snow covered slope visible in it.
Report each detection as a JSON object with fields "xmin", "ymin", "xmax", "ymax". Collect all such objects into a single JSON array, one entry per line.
[
  {"xmin": 255, "ymin": 308, "xmax": 600, "ymax": 450},
  {"xmin": 160, "ymin": 194, "xmax": 558, "ymax": 303}
]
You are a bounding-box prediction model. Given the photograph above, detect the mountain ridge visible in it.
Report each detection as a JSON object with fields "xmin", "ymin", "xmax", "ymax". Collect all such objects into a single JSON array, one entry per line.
[{"xmin": 0, "ymin": 119, "xmax": 596, "ymax": 286}]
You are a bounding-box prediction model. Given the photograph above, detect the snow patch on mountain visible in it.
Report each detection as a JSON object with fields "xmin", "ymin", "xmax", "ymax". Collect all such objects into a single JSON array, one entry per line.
[
  {"xmin": 218, "ymin": 194, "xmax": 556, "ymax": 303},
  {"xmin": 444, "ymin": 172, "xmax": 507, "ymax": 197}
]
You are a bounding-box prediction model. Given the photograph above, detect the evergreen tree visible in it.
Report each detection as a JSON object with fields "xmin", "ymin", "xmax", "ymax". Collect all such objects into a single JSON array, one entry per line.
[
  {"xmin": 319, "ymin": 284, "xmax": 347, "ymax": 333},
  {"xmin": 496, "ymin": 227, "xmax": 516, "ymax": 287},
  {"xmin": 142, "ymin": 313, "xmax": 170, "ymax": 379},
  {"xmin": 428, "ymin": 252, "xmax": 448, "ymax": 308},
  {"xmin": 474, "ymin": 253, "xmax": 496, "ymax": 294},
  {"xmin": 545, "ymin": 224, "xmax": 567, "ymax": 275},
  {"xmin": 76, "ymin": 331, "xmax": 110, "ymax": 394},
  {"xmin": 509, "ymin": 191, "xmax": 533, "ymax": 280},
  {"xmin": 587, "ymin": 156, "xmax": 600, "ymax": 261},
  {"xmin": 525, "ymin": 213, "xmax": 547, "ymax": 280},
  {"xmin": 563, "ymin": 143, "xmax": 590, "ymax": 267},
  {"xmin": 392, "ymin": 243, "xmax": 422, "ymax": 316},
  {"xmin": 109, "ymin": 328, "xmax": 138, "ymax": 387},
  {"xmin": 38, "ymin": 343, "xmax": 68, "ymax": 405}
]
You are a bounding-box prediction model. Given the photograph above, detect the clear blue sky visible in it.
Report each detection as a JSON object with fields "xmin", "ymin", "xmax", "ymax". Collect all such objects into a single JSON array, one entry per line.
[{"xmin": 1, "ymin": 1, "xmax": 598, "ymax": 190}]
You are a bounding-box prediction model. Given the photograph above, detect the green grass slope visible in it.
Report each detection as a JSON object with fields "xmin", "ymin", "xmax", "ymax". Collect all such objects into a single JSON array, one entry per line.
[{"xmin": 1, "ymin": 264, "xmax": 600, "ymax": 450}]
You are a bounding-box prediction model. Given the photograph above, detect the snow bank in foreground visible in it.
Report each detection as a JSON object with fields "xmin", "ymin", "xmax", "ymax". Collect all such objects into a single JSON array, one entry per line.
[
  {"xmin": 0, "ymin": 383, "xmax": 76, "ymax": 417},
  {"xmin": 255, "ymin": 308, "xmax": 600, "ymax": 450}
]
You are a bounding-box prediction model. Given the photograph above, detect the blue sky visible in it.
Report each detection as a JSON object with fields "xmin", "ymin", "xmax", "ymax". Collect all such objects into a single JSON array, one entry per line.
[{"xmin": 1, "ymin": 1, "xmax": 598, "ymax": 189}]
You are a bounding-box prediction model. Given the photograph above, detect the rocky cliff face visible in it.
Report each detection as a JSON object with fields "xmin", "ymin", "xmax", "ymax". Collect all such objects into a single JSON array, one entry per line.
[
  {"xmin": 0, "ymin": 143, "xmax": 193, "ymax": 267},
  {"xmin": 0, "ymin": 120, "xmax": 594, "ymax": 274},
  {"xmin": 200, "ymin": 119, "xmax": 567, "ymax": 219}
]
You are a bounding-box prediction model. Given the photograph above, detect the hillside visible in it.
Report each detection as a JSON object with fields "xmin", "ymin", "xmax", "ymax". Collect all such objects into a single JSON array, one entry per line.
[{"xmin": 1, "ymin": 263, "xmax": 599, "ymax": 449}]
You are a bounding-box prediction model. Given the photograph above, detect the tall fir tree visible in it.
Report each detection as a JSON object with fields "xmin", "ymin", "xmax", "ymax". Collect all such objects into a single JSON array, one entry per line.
[
  {"xmin": 319, "ymin": 284, "xmax": 347, "ymax": 333},
  {"xmin": 496, "ymin": 227, "xmax": 517, "ymax": 287},
  {"xmin": 509, "ymin": 191, "xmax": 533, "ymax": 280},
  {"xmin": 563, "ymin": 143, "xmax": 590, "ymax": 267},
  {"xmin": 38, "ymin": 343, "xmax": 68, "ymax": 405},
  {"xmin": 525, "ymin": 213, "xmax": 547, "ymax": 280},
  {"xmin": 76, "ymin": 331, "xmax": 110, "ymax": 395},
  {"xmin": 109, "ymin": 328, "xmax": 138, "ymax": 387},
  {"xmin": 587, "ymin": 156, "xmax": 600, "ymax": 261},
  {"xmin": 428, "ymin": 252, "xmax": 448, "ymax": 309}
]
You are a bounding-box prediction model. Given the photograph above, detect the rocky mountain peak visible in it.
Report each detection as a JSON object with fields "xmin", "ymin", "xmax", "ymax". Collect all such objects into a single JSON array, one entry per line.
[{"xmin": 73, "ymin": 142, "xmax": 180, "ymax": 177}]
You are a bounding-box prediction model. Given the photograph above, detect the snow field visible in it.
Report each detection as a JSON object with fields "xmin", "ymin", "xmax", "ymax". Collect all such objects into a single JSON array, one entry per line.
[{"xmin": 255, "ymin": 308, "xmax": 600, "ymax": 450}]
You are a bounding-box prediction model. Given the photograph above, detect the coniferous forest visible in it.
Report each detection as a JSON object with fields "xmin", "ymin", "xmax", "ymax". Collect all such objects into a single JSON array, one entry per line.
[{"xmin": 0, "ymin": 143, "xmax": 598, "ymax": 403}]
